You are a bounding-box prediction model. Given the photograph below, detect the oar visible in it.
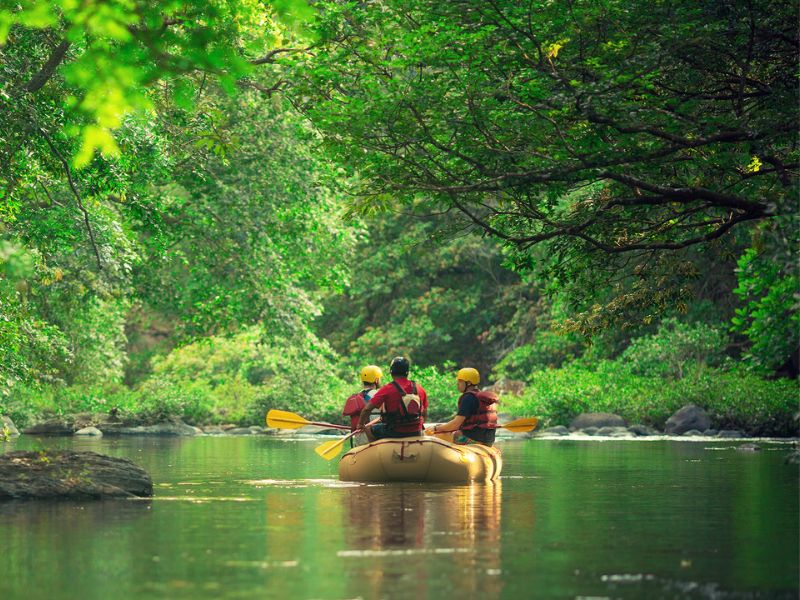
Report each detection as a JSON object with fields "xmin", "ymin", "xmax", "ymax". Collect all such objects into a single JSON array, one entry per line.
[
  {"xmin": 426, "ymin": 417, "xmax": 539, "ymax": 437},
  {"xmin": 266, "ymin": 409, "xmax": 350, "ymax": 431},
  {"xmin": 315, "ymin": 417, "xmax": 381, "ymax": 461},
  {"xmin": 495, "ymin": 417, "xmax": 538, "ymax": 433}
]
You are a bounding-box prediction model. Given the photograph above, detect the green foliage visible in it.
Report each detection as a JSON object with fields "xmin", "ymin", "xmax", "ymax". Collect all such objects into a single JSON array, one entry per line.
[
  {"xmin": 619, "ymin": 318, "xmax": 729, "ymax": 380},
  {"xmin": 732, "ymin": 221, "xmax": 799, "ymax": 373},
  {"xmin": 297, "ymin": 0, "xmax": 798, "ymax": 327},
  {"xmin": 494, "ymin": 331, "xmax": 584, "ymax": 381},
  {"xmin": 501, "ymin": 361, "xmax": 798, "ymax": 437}
]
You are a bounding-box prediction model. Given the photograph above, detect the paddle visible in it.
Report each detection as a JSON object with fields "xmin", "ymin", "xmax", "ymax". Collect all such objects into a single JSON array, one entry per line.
[
  {"xmin": 266, "ymin": 409, "xmax": 350, "ymax": 431},
  {"xmin": 315, "ymin": 417, "xmax": 381, "ymax": 461},
  {"xmin": 425, "ymin": 416, "xmax": 539, "ymax": 436},
  {"xmin": 494, "ymin": 417, "xmax": 538, "ymax": 433}
]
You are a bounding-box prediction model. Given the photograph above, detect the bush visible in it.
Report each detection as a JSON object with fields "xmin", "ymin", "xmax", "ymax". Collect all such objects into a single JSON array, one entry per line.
[
  {"xmin": 493, "ymin": 330, "xmax": 584, "ymax": 381},
  {"xmin": 501, "ymin": 360, "xmax": 798, "ymax": 436},
  {"xmin": 619, "ymin": 318, "xmax": 729, "ymax": 379}
]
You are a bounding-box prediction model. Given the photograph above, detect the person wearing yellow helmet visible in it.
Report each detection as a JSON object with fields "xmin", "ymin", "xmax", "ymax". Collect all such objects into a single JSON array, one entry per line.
[
  {"xmin": 342, "ymin": 365, "xmax": 383, "ymax": 445},
  {"xmin": 425, "ymin": 367, "xmax": 499, "ymax": 446}
]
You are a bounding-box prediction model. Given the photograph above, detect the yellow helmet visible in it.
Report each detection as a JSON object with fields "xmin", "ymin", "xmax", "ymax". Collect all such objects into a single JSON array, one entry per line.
[
  {"xmin": 360, "ymin": 365, "xmax": 383, "ymax": 384},
  {"xmin": 456, "ymin": 367, "xmax": 480, "ymax": 385}
]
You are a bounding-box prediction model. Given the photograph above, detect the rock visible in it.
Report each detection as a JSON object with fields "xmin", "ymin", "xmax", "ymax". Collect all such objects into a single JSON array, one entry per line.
[
  {"xmin": 737, "ymin": 443, "xmax": 761, "ymax": 452},
  {"xmin": 102, "ymin": 420, "xmax": 200, "ymax": 436},
  {"xmin": 580, "ymin": 427, "xmax": 599, "ymax": 436},
  {"xmin": 1, "ymin": 416, "xmax": 20, "ymax": 438},
  {"xmin": 703, "ymin": 429, "xmax": 719, "ymax": 437},
  {"xmin": 220, "ymin": 424, "xmax": 238, "ymax": 431},
  {"xmin": 0, "ymin": 450, "xmax": 152, "ymax": 499},
  {"xmin": 203, "ymin": 425, "xmax": 225, "ymax": 435},
  {"xmin": 483, "ymin": 378, "xmax": 526, "ymax": 396},
  {"xmin": 665, "ymin": 405, "xmax": 711, "ymax": 435},
  {"xmin": 717, "ymin": 430, "xmax": 745, "ymax": 439},
  {"xmin": 538, "ymin": 426, "xmax": 570, "ymax": 436},
  {"xmin": 74, "ymin": 426, "xmax": 102, "ymax": 437},
  {"xmin": 570, "ymin": 412, "xmax": 627, "ymax": 430},
  {"xmin": 682, "ymin": 429, "xmax": 704, "ymax": 436},
  {"xmin": 597, "ymin": 426, "xmax": 634, "ymax": 437},
  {"xmin": 628, "ymin": 424, "xmax": 658, "ymax": 436},
  {"xmin": 784, "ymin": 450, "xmax": 800, "ymax": 465},
  {"xmin": 23, "ymin": 419, "xmax": 76, "ymax": 435},
  {"xmin": 228, "ymin": 427, "xmax": 256, "ymax": 435}
]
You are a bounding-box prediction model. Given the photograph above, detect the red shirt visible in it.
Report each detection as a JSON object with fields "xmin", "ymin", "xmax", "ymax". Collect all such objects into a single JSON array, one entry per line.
[{"xmin": 367, "ymin": 376, "xmax": 428, "ymax": 432}]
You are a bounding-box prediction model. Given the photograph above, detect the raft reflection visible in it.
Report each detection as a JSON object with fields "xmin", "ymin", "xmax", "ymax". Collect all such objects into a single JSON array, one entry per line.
[{"xmin": 343, "ymin": 481, "xmax": 504, "ymax": 597}]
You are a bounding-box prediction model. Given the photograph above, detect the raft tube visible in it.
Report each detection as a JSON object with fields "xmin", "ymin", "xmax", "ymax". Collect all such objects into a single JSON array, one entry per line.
[{"xmin": 339, "ymin": 436, "xmax": 502, "ymax": 483}]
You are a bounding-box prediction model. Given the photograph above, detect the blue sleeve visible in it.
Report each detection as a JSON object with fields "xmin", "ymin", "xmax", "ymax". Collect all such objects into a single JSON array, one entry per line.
[{"xmin": 457, "ymin": 394, "xmax": 479, "ymax": 418}]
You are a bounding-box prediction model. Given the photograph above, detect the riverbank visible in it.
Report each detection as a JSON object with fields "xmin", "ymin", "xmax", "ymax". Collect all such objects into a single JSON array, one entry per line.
[{"xmin": 2, "ymin": 364, "xmax": 797, "ymax": 438}]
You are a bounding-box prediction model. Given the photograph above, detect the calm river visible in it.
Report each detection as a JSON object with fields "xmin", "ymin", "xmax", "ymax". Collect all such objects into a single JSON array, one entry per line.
[{"xmin": 1, "ymin": 436, "xmax": 797, "ymax": 599}]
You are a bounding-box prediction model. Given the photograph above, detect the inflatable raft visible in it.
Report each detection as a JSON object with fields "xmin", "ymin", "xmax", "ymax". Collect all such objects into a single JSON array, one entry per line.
[{"xmin": 339, "ymin": 436, "xmax": 502, "ymax": 483}]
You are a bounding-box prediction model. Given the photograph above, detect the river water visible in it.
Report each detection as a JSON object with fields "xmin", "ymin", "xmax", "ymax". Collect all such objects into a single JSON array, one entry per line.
[{"xmin": 1, "ymin": 436, "xmax": 797, "ymax": 599}]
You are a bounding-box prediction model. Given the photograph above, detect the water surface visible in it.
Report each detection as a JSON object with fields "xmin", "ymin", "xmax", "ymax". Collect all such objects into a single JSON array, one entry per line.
[{"xmin": 1, "ymin": 436, "xmax": 797, "ymax": 599}]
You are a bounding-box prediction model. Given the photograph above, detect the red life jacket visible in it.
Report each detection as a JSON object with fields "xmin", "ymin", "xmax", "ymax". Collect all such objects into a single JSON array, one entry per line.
[
  {"xmin": 380, "ymin": 381, "xmax": 423, "ymax": 430},
  {"xmin": 343, "ymin": 390, "xmax": 369, "ymax": 431},
  {"xmin": 458, "ymin": 390, "xmax": 499, "ymax": 431}
]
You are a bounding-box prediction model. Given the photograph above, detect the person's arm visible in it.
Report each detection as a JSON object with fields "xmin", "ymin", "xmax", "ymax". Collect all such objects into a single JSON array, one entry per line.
[
  {"xmin": 356, "ymin": 402, "xmax": 375, "ymax": 430},
  {"xmin": 430, "ymin": 414, "xmax": 466, "ymax": 434}
]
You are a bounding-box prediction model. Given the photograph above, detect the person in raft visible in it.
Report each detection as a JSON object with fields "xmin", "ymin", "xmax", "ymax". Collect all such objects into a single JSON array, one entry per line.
[
  {"xmin": 425, "ymin": 367, "xmax": 499, "ymax": 446},
  {"xmin": 342, "ymin": 365, "xmax": 382, "ymax": 447},
  {"xmin": 356, "ymin": 356, "xmax": 428, "ymax": 442}
]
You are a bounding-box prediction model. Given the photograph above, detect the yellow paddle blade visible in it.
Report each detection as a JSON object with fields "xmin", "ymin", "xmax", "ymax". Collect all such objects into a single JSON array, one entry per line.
[
  {"xmin": 266, "ymin": 409, "xmax": 311, "ymax": 430},
  {"xmin": 499, "ymin": 417, "xmax": 539, "ymax": 433},
  {"xmin": 315, "ymin": 436, "xmax": 349, "ymax": 461}
]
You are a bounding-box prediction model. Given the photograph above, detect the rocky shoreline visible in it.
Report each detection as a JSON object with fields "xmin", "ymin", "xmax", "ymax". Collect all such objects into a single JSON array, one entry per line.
[{"xmin": 2, "ymin": 404, "xmax": 798, "ymax": 442}]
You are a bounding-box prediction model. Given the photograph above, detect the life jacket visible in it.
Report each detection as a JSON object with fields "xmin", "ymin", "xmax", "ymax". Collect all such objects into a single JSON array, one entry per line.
[
  {"xmin": 380, "ymin": 381, "xmax": 423, "ymax": 427},
  {"xmin": 458, "ymin": 389, "xmax": 499, "ymax": 431},
  {"xmin": 343, "ymin": 390, "xmax": 370, "ymax": 431}
]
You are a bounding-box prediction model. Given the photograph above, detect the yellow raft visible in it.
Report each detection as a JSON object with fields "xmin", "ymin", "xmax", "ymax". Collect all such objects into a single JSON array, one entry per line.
[{"xmin": 339, "ymin": 436, "xmax": 502, "ymax": 483}]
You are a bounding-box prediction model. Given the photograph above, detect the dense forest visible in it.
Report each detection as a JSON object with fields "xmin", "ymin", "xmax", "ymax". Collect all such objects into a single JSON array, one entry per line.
[{"xmin": 1, "ymin": 0, "xmax": 797, "ymax": 434}]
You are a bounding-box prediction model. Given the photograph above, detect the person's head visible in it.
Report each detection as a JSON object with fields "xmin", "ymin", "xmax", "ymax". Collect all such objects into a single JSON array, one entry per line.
[
  {"xmin": 456, "ymin": 367, "xmax": 480, "ymax": 393},
  {"xmin": 360, "ymin": 365, "xmax": 382, "ymax": 387},
  {"xmin": 390, "ymin": 356, "xmax": 410, "ymax": 377}
]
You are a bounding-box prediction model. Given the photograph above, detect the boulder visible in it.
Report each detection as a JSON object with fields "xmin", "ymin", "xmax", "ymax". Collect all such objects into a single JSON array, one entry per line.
[
  {"xmin": 703, "ymin": 429, "xmax": 719, "ymax": 437},
  {"xmin": 483, "ymin": 378, "xmax": 526, "ymax": 397},
  {"xmin": 570, "ymin": 412, "xmax": 627, "ymax": 430},
  {"xmin": 717, "ymin": 430, "xmax": 745, "ymax": 439},
  {"xmin": 580, "ymin": 427, "xmax": 600, "ymax": 436},
  {"xmin": 664, "ymin": 405, "xmax": 711, "ymax": 435},
  {"xmin": 203, "ymin": 425, "xmax": 226, "ymax": 435},
  {"xmin": 538, "ymin": 426, "xmax": 570, "ymax": 436},
  {"xmin": 628, "ymin": 424, "xmax": 659, "ymax": 436},
  {"xmin": 0, "ymin": 450, "xmax": 152, "ymax": 499},
  {"xmin": 1, "ymin": 416, "xmax": 20, "ymax": 438},
  {"xmin": 682, "ymin": 429, "xmax": 704, "ymax": 436},
  {"xmin": 101, "ymin": 420, "xmax": 200, "ymax": 436},
  {"xmin": 597, "ymin": 426, "xmax": 634, "ymax": 437},
  {"xmin": 74, "ymin": 426, "xmax": 103, "ymax": 437},
  {"xmin": 228, "ymin": 427, "xmax": 257, "ymax": 435},
  {"xmin": 23, "ymin": 418, "xmax": 76, "ymax": 435}
]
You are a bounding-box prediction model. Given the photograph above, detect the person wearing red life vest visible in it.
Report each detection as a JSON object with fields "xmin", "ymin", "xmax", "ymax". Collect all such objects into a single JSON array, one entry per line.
[
  {"xmin": 425, "ymin": 367, "xmax": 498, "ymax": 446},
  {"xmin": 342, "ymin": 365, "xmax": 382, "ymax": 447},
  {"xmin": 356, "ymin": 356, "xmax": 428, "ymax": 442}
]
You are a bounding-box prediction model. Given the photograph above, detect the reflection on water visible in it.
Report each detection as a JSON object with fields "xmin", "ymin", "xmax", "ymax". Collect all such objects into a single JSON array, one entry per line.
[
  {"xmin": 1, "ymin": 436, "xmax": 797, "ymax": 600},
  {"xmin": 340, "ymin": 482, "xmax": 505, "ymax": 598}
]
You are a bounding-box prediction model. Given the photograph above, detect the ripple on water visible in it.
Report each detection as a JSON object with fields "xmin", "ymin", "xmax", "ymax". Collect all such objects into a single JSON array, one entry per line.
[{"xmin": 243, "ymin": 478, "xmax": 364, "ymax": 488}]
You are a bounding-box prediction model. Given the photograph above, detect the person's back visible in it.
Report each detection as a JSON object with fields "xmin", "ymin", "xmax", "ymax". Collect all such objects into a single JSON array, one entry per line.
[
  {"xmin": 358, "ymin": 357, "xmax": 428, "ymax": 441},
  {"xmin": 343, "ymin": 365, "xmax": 382, "ymax": 446}
]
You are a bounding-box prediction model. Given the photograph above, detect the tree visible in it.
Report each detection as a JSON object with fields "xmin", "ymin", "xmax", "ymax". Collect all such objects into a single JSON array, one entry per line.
[{"xmin": 296, "ymin": 0, "xmax": 798, "ymax": 324}]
